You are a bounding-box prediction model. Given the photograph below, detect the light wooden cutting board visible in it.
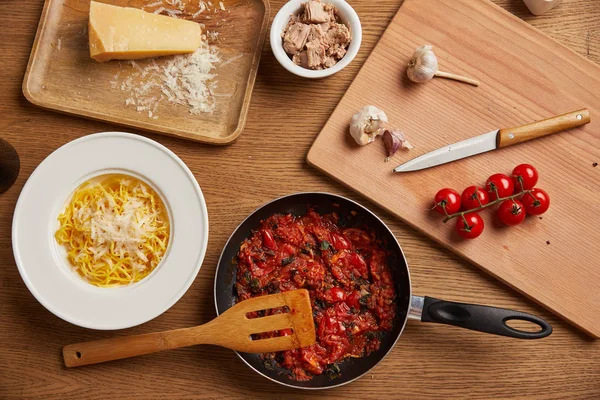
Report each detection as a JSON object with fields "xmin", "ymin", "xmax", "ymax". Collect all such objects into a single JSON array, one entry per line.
[{"xmin": 307, "ymin": 0, "xmax": 600, "ymax": 337}]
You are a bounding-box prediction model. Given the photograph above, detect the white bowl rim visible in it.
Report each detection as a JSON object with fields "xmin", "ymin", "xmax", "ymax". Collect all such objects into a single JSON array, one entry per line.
[{"xmin": 270, "ymin": 0, "xmax": 362, "ymax": 79}]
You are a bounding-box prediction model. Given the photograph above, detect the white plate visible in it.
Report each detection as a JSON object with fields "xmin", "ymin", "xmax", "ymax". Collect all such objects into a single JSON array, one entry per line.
[{"xmin": 12, "ymin": 132, "xmax": 209, "ymax": 330}]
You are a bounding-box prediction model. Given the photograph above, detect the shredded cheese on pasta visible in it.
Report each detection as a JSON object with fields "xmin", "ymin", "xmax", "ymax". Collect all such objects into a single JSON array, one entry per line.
[{"xmin": 55, "ymin": 175, "xmax": 170, "ymax": 287}]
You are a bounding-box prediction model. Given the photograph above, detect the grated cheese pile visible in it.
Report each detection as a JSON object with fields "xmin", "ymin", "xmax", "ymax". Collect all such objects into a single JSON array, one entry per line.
[
  {"xmin": 86, "ymin": 196, "xmax": 151, "ymax": 269},
  {"xmin": 110, "ymin": 0, "xmax": 228, "ymax": 118},
  {"xmin": 111, "ymin": 41, "xmax": 221, "ymax": 117},
  {"xmin": 76, "ymin": 179, "xmax": 161, "ymax": 271},
  {"xmin": 143, "ymin": 0, "xmax": 227, "ymax": 17}
]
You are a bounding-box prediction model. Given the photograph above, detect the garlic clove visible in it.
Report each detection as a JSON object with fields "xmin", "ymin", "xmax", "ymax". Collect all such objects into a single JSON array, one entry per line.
[
  {"xmin": 407, "ymin": 45, "xmax": 438, "ymax": 83},
  {"xmin": 383, "ymin": 129, "xmax": 412, "ymax": 161},
  {"xmin": 349, "ymin": 105, "xmax": 388, "ymax": 146}
]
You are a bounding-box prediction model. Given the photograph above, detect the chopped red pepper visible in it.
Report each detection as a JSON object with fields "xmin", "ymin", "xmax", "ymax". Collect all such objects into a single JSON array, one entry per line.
[
  {"xmin": 261, "ymin": 229, "xmax": 277, "ymax": 250},
  {"xmin": 323, "ymin": 287, "xmax": 346, "ymax": 302},
  {"xmin": 345, "ymin": 291, "xmax": 361, "ymax": 309}
]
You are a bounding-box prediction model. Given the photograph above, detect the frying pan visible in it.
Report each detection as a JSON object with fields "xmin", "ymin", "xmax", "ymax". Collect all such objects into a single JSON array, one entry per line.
[{"xmin": 213, "ymin": 193, "xmax": 551, "ymax": 389}]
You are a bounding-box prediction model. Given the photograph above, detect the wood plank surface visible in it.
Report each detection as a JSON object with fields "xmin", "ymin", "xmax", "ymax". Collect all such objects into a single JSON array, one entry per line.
[
  {"xmin": 307, "ymin": 0, "xmax": 600, "ymax": 337},
  {"xmin": 1, "ymin": 0, "xmax": 599, "ymax": 399}
]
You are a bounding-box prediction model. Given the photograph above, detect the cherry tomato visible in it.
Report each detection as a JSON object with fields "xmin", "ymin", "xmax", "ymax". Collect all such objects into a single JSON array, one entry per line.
[
  {"xmin": 322, "ymin": 316, "xmax": 338, "ymax": 332},
  {"xmin": 433, "ymin": 188, "xmax": 461, "ymax": 215},
  {"xmin": 331, "ymin": 232, "xmax": 351, "ymax": 250},
  {"xmin": 334, "ymin": 301, "xmax": 351, "ymax": 317},
  {"xmin": 512, "ymin": 164, "xmax": 538, "ymax": 191},
  {"xmin": 455, "ymin": 213, "xmax": 485, "ymax": 239},
  {"xmin": 349, "ymin": 252, "xmax": 369, "ymax": 279},
  {"xmin": 486, "ymin": 173, "xmax": 514, "ymax": 201},
  {"xmin": 461, "ymin": 186, "xmax": 489, "ymax": 210},
  {"xmin": 324, "ymin": 287, "xmax": 346, "ymax": 302},
  {"xmin": 522, "ymin": 188, "xmax": 550, "ymax": 215},
  {"xmin": 497, "ymin": 199, "xmax": 526, "ymax": 226},
  {"xmin": 345, "ymin": 291, "xmax": 361, "ymax": 309}
]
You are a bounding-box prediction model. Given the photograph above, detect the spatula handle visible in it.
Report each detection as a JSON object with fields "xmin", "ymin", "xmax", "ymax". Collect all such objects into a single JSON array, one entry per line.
[
  {"xmin": 63, "ymin": 326, "xmax": 207, "ymax": 367},
  {"xmin": 497, "ymin": 108, "xmax": 590, "ymax": 148}
]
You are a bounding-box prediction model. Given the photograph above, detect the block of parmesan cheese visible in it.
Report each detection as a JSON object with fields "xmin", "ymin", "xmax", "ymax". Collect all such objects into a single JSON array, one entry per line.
[{"xmin": 88, "ymin": 1, "xmax": 202, "ymax": 62}]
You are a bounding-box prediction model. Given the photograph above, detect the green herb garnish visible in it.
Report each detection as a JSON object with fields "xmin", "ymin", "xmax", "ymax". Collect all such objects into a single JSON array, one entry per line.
[
  {"xmin": 325, "ymin": 362, "xmax": 342, "ymax": 379},
  {"xmin": 359, "ymin": 293, "xmax": 371, "ymax": 306},
  {"xmin": 281, "ymin": 257, "xmax": 295, "ymax": 266},
  {"xmin": 250, "ymin": 278, "xmax": 260, "ymax": 292},
  {"xmin": 365, "ymin": 331, "xmax": 384, "ymax": 341},
  {"xmin": 314, "ymin": 299, "xmax": 326, "ymax": 310},
  {"xmin": 320, "ymin": 240, "xmax": 331, "ymax": 250},
  {"xmin": 263, "ymin": 357, "xmax": 276, "ymax": 370}
]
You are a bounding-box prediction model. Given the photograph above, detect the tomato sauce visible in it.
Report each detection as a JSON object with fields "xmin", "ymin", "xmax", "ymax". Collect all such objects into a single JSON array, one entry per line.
[{"xmin": 235, "ymin": 209, "xmax": 397, "ymax": 381}]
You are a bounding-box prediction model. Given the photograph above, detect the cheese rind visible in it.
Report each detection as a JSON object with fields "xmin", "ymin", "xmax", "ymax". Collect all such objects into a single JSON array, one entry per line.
[{"xmin": 88, "ymin": 1, "xmax": 202, "ymax": 62}]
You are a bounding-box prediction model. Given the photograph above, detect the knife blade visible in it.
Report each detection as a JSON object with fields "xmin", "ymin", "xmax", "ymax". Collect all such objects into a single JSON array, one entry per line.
[{"xmin": 393, "ymin": 109, "xmax": 590, "ymax": 173}]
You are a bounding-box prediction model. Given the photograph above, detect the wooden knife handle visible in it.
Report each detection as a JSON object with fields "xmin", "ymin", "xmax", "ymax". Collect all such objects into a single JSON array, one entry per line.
[{"xmin": 497, "ymin": 109, "xmax": 590, "ymax": 148}]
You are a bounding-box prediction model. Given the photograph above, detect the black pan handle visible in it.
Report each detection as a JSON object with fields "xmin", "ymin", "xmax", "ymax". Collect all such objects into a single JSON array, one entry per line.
[{"xmin": 418, "ymin": 296, "xmax": 552, "ymax": 339}]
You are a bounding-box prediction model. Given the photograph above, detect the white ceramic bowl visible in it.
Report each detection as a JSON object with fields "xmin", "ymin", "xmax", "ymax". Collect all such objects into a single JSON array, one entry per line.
[
  {"xmin": 270, "ymin": 0, "xmax": 362, "ymax": 79},
  {"xmin": 12, "ymin": 132, "xmax": 209, "ymax": 330}
]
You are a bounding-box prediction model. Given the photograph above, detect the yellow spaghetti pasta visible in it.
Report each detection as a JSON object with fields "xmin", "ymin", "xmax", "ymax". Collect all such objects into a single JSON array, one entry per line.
[{"xmin": 55, "ymin": 174, "xmax": 170, "ymax": 287}]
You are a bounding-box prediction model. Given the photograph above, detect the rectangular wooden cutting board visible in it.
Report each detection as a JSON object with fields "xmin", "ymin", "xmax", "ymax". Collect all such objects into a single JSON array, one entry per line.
[
  {"xmin": 308, "ymin": 0, "xmax": 600, "ymax": 337},
  {"xmin": 23, "ymin": 0, "xmax": 269, "ymax": 145}
]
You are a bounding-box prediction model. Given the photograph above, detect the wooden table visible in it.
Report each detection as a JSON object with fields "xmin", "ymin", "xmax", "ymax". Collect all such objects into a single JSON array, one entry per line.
[{"xmin": 1, "ymin": 0, "xmax": 599, "ymax": 398}]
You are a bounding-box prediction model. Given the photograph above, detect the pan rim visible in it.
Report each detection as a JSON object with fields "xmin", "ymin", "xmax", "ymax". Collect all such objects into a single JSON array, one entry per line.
[{"xmin": 213, "ymin": 191, "xmax": 413, "ymax": 390}]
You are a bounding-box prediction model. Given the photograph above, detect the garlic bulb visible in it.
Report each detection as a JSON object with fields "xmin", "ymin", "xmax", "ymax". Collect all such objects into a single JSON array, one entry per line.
[
  {"xmin": 407, "ymin": 45, "xmax": 438, "ymax": 83},
  {"xmin": 349, "ymin": 106, "xmax": 388, "ymax": 145},
  {"xmin": 406, "ymin": 45, "xmax": 479, "ymax": 87}
]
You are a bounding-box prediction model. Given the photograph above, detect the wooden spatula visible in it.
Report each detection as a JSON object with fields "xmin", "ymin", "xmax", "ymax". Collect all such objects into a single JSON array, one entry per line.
[{"xmin": 63, "ymin": 289, "xmax": 315, "ymax": 368}]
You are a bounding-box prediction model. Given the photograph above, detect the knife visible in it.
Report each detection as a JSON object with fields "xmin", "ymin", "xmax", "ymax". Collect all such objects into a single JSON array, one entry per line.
[{"xmin": 393, "ymin": 109, "xmax": 590, "ymax": 173}]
